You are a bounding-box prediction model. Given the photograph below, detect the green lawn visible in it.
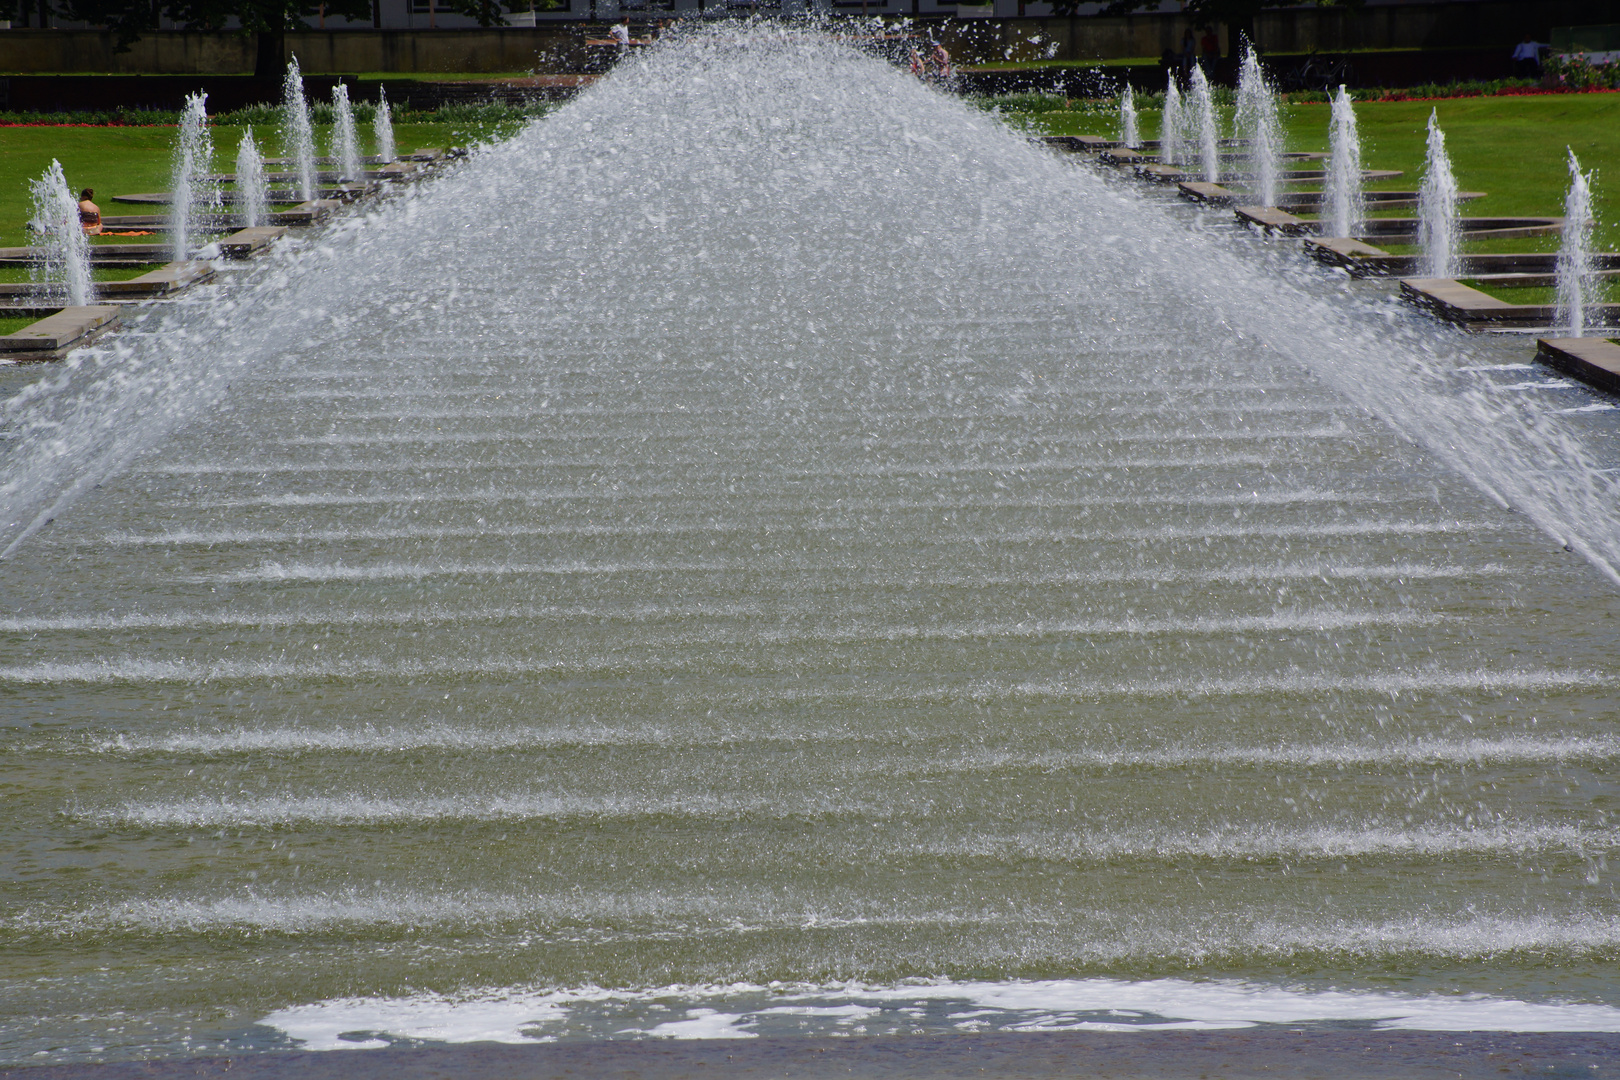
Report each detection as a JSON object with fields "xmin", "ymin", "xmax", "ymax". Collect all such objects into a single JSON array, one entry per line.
[
  {"xmin": 0, "ymin": 263, "xmax": 168, "ymax": 283},
  {"xmin": 1464, "ymin": 278, "xmax": 1620, "ymax": 305},
  {"xmin": 1025, "ymin": 93, "xmax": 1620, "ymax": 252},
  {"xmin": 0, "ymin": 314, "xmax": 39, "ymax": 335},
  {"xmin": 0, "ymin": 119, "xmax": 527, "ymax": 248}
]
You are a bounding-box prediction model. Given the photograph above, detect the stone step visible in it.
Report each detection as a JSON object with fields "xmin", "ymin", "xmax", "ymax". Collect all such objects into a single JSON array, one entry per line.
[
  {"xmin": 219, "ymin": 226, "xmax": 287, "ymax": 260},
  {"xmin": 99, "ymin": 261, "xmax": 215, "ymax": 298},
  {"xmin": 0, "ymin": 305, "xmax": 120, "ymax": 361},
  {"xmin": 1538, "ymin": 337, "xmax": 1620, "ymax": 395}
]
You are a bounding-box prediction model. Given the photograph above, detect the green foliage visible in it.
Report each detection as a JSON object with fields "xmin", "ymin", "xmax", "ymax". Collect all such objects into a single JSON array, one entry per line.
[
  {"xmin": 0, "ymin": 101, "xmax": 554, "ymax": 127},
  {"xmin": 1544, "ymin": 53, "xmax": 1620, "ymax": 91}
]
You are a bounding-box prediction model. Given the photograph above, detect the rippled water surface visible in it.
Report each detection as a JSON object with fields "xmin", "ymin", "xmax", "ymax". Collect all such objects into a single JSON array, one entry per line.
[{"xmin": 2, "ymin": 27, "xmax": 1619, "ymax": 1065}]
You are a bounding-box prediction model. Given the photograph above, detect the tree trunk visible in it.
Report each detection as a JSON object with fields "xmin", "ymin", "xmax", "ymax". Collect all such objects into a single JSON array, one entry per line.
[
  {"xmin": 372, "ymin": 0, "xmax": 380, "ymax": 27},
  {"xmin": 254, "ymin": 27, "xmax": 284, "ymax": 79}
]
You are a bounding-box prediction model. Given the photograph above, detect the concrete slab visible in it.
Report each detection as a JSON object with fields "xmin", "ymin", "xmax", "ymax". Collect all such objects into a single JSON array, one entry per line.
[
  {"xmin": 99, "ymin": 261, "xmax": 215, "ymax": 298},
  {"xmin": 0, "ymin": 305, "xmax": 120, "ymax": 362},
  {"xmin": 1358, "ymin": 217, "xmax": 1564, "ymax": 244},
  {"xmin": 1100, "ymin": 147, "xmax": 1147, "ymax": 165},
  {"xmin": 1397, "ymin": 278, "xmax": 1617, "ymax": 329},
  {"xmin": 1038, "ymin": 136, "xmax": 1088, "ymax": 152},
  {"xmin": 1278, "ymin": 190, "xmax": 1484, "ymax": 211},
  {"xmin": 1537, "ymin": 337, "xmax": 1620, "ymax": 395},
  {"xmin": 401, "ymin": 149, "xmax": 446, "ymax": 163},
  {"xmin": 219, "ymin": 226, "xmax": 287, "ymax": 259},
  {"xmin": 1305, "ymin": 241, "xmax": 1620, "ymax": 279},
  {"xmin": 114, "ymin": 189, "xmax": 356, "ymax": 205},
  {"xmin": 1234, "ymin": 206, "xmax": 1314, "ymax": 236},
  {"xmin": 1178, "ymin": 182, "xmax": 1241, "ymax": 205},
  {"xmin": 1399, "ymin": 277, "xmax": 1543, "ymax": 325},
  {"xmin": 1138, "ymin": 164, "xmax": 1187, "ymax": 183},
  {"xmin": 0, "ymin": 243, "xmax": 171, "ymax": 266},
  {"xmin": 268, "ymin": 200, "xmax": 341, "ymax": 226},
  {"xmin": 1072, "ymin": 135, "xmax": 1118, "ymax": 152},
  {"xmin": 374, "ymin": 161, "xmax": 421, "ymax": 179}
]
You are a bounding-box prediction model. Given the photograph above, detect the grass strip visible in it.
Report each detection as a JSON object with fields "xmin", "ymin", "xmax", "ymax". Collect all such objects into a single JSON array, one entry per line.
[{"xmin": 0, "ymin": 120, "xmax": 524, "ymax": 247}]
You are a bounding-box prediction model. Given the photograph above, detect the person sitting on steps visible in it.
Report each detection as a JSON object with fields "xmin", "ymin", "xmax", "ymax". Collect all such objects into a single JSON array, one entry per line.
[{"xmin": 78, "ymin": 188, "xmax": 101, "ymax": 235}]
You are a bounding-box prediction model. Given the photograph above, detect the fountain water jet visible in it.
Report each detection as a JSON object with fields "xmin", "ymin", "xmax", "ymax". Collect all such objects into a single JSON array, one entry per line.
[
  {"xmin": 1323, "ymin": 85, "xmax": 1364, "ymax": 239},
  {"xmin": 235, "ymin": 127, "xmax": 269, "ymax": 230},
  {"xmin": 332, "ymin": 83, "xmax": 362, "ymax": 183},
  {"xmin": 26, "ymin": 159, "xmax": 93, "ymax": 307},
  {"xmin": 1160, "ymin": 74, "xmax": 1182, "ymax": 167},
  {"xmin": 1118, "ymin": 83, "xmax": 1139, "ymax": 149},
  {"xmin": 281, "ymin": 58, "xmax": 318, "ymax": 204},
  {"xmin": 168, "ymin": 90, "xmax": 219, "ymax": 263},
  {"xmin": 1418, "ymin": 109, "xmax": 1460, "ymax": 278},
  {"xmin": 1555, "ymin": 148, "xmax": 1599, "ymax": 336},
  {"xmin": 1234, "ymin": 43, "xmax": 1282, "ymax": 207},
  {"xmin": 374, "ymin": 86, "xmax": 396, "ymax": 164},
  {"xmin": 1187, "ymin": 64, "xmax": 1220, "ymax": 183},
  {"xmin": 2, "ymin": 29, "xmax": 1620, "ymax": 1063}
]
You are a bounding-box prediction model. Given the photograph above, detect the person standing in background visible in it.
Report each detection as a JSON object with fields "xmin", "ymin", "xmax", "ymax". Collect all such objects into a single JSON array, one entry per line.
[{"xmin": 1512, "ymin": 36, "xmax": 1546, "ymax": 78}]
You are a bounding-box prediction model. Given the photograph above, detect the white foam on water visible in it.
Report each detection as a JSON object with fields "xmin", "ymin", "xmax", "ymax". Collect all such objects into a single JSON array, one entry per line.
[
  {"xmin": 994, "ymin": 668, "xmax": 1609, "ymax": 700},
  {"xmin": 186, "ymin": 559, "xmax": 736, "ymax": 584},
  {"xmin": 0, "ymin": 600, "xmax": 762, "ymax": 634},
  {"xmin": 4, "ymin": 657, "xmax": 1592, "ymax": 694},
  {"xmin": 256, "ymin": 975, "xmax": 1620, "ymax": 1050},
  {"xmin": 923, "ymin": 822, "xmax": 1620, "ymax": 861},
  {"xmin": 95, "ymin": 790, "xmax": 862, "ymax": 828},
  {"xmin": 261, "ymin": 424, "xmax": 1353, "ymax": 449},
  {"xmin": 69, "ymin": 731, "xmax": 1620, "ymax": 769},
  {"xmin": 171, "ymin": 487, "xmax": 1391, "ymax": 514}
]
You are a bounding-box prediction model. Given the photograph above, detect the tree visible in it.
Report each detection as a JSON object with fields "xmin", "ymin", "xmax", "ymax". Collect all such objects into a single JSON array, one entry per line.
[
  {"xmin": 56, "ymin": 0, "xmax": 512, "ymax": 78},
  {"xmin": 1050, "ymin": 0, "xmax": 1363, "ymax": 60}
]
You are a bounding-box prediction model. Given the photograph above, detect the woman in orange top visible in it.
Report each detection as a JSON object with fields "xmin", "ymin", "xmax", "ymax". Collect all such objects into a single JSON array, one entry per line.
[{"xmin": 78, "ymin": 188, "xmax": 102, "ymax": 235}]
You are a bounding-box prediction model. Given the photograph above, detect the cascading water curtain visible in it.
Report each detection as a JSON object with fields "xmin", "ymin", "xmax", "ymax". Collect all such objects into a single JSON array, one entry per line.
[
  {"xmin": 26, "ymin": 159, "xmax": 92, "ymax": 308},
  {"xmin": 235, "ymin": 127, "xmax": 269, "ymax": 231},
  {"xmin": 1160, "ymin": 74, "xmax": 1182, "ymax": 168},
  {"xmin": 374, "ymin": 86, "xmax": 396, "ymax": 164},
  {"xmin": 1417, "ymin": 110, "xmax": 1460, "ymax": 279},
  {"xmin": 169, "ymin": 91, "xmax": 218, "ymax": 264},
  {"xmin": 1555, "ymin": 148, "xmax": 1599, "ymax": 337},
  {"xmin": 1324, "ymin": 85, "xmax": 1364, "ymax": 239},
  {"xmin": 282, "ymin": 57, "xmax": 318, "ymax": 204}
]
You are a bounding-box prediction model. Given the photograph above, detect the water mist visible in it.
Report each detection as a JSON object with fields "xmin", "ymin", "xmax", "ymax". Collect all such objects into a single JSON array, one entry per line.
[
  {"xmin": 168, "ymin": 91, "xmax": 218, "ymax": 263},
  {"xmin": 282, "ymin": 57, "xmax": 318, "ymax": 204},
  {"xmin": 26, "ymin": 159, "xmax": 92, "ymax": 307},
  {"xmin": 235, "ymin": 127, "xmax": 269, "ymax": 230},
  {"xmin": 1555, "ymin": 148, "xmax": 1600, "ymax": 336},
  {"xmin": 1417, "ymin": 110, "xmax": 1460, "ymax": 278},
  {"xmin": 1323, "ymin": 85, "xmax": 1364, "ymax": 239}
]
